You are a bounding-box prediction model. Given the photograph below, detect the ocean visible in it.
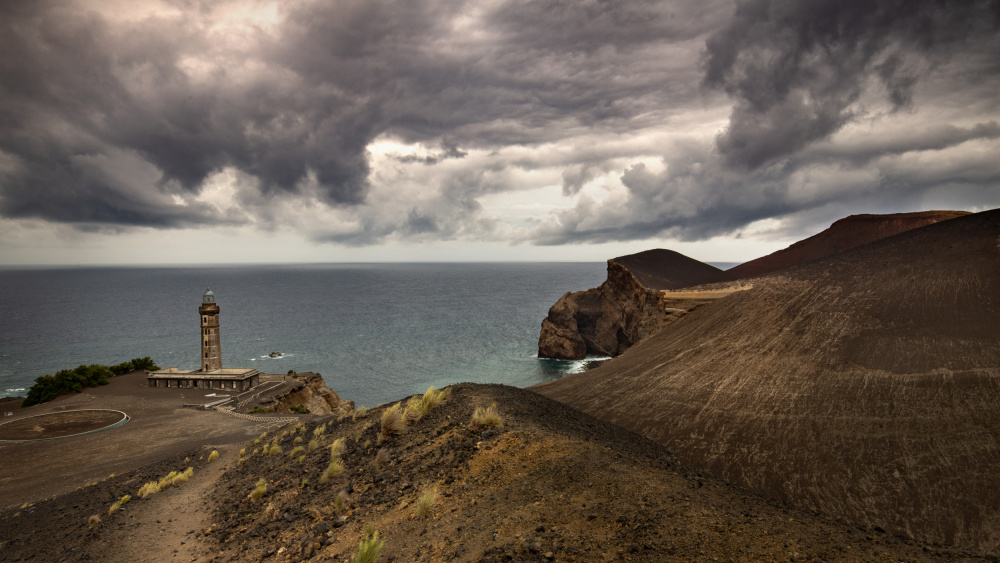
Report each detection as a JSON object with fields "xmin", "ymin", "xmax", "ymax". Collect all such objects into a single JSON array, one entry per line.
[{"xmin": 0, "ymin": 263, "xmax": 608, "ymax": 407}]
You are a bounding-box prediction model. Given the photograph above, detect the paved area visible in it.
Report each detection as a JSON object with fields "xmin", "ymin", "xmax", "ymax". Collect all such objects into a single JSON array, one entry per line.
[{"xmin": 0, "ymin": 372, "xmax": 278, "ymax": 510}]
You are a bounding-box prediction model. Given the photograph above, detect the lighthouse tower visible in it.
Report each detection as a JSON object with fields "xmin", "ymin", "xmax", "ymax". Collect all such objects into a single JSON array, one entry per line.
[{"xmin": 199, "ymin": 289, "xmax": 222, "ymax": 371}]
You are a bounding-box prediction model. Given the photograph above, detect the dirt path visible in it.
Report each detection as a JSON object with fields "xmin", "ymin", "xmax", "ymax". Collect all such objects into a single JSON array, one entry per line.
[{"xmin": 107, "ymin": 447, "xmax": 236, "ymax": 563}]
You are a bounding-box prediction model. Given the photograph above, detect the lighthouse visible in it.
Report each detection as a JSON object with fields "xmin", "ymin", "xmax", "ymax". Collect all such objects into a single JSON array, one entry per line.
[{"xmin": 200, "ymin": 288, "xmax": 222, "ymax": 371}]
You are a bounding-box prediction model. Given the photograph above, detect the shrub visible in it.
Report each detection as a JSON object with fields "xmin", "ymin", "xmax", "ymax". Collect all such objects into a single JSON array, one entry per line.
[
  {"xmin": 379, "ymin": 404, "xmax": 405, "ymax": 443},
  {"xmin": 239, "ymin": 448, "xmax": 246, "ymax": 457},
  {"xmin": 208, "ymin": 450, "xmax": 219, "ymax": 462},
  {"xmin": 88, "ymin": 514, "xmax": 101, "ymax": 528},
  {"xmin": 268, "ymin": 444, "xmax": 282, "ymax": 456},
  {"xmin": 413, "ymin": 486, "xmax": 439, "ymax": 518},
  {"xmin": 248, "ymin": 407, "xmax": 269, "ymax": 414},
  {"xmin": 352, "ymin": 405, "xmax": 369, "ymax": 420},
  {"xmin": 250, "ymin": 478, "xmax": 267, "ymax": 501},
  {"xmin": 290, "ymin": 404, "xmax": 310, "ymax": 414},
  {"xmin": 352, "ymin": 527, "xmax": 384, "ymax": 563},
  {"xmin": 471, "ymin": 404, "xmax": 503, "ymax": 428},
  {"xmin": 290, "ymin": 445, "xmax": 305, "ymax": 458},
  {"xmin": 308, "ymin": 439, "xmax": 320, "ymax": 452},
  {"xmin": 108, "ymin": 494, "xmax": 131, "ymax": 515},
  {"xmin": 314, "ymin": 424, "xmax": 326, "ymax": 437},
  {"xmin": 21, "ymin": 358, "xmax": 160, "ymax": 407},
  {"xmin": 293, "ymin": 436, "xmax": 303, "ymax": 445}
]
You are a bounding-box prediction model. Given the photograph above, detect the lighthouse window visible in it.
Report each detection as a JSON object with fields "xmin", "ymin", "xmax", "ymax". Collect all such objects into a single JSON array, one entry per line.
[
  {"xmin": 202, "ymin": 316, "xmax": 207, "ymax": 323},
  {"xmin": 205, "ymin": 352, "xmax": 208, "ymax": 358}
]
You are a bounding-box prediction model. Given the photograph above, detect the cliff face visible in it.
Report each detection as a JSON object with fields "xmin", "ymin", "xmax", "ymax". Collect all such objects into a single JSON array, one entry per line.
[
  {"xmin": 538, "ymin": 250, "xmax": 728, "ymax": 360},
  {"xmin": 267, "ymin": 373, "xmax": 354, "ymax": 417}
]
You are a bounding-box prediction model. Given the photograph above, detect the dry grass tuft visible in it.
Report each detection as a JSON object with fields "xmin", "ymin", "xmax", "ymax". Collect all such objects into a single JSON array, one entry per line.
[
  {"xmin": 352, "ymin": 405, "xmax": 370, "ymax": 420},
  {"xmin": 108, "ymin": 494, "xmax": 131, "ymax": 515},
  {"xmin": 137, "ymin": 467, "xmax": 193, "ymax": 498},
  {"xmin": 405, "ymin": 396, "xmax": 425, "ymax": 423},
  {"xmin": 250, "ymin": 478, "xmax": 267, "ymax": 501},
  {"xmin": 470, "ymin": 404, "xmax": 503, "ymax": 428},
  {"xmin": 333, "ymin": 489, "xmax": 351, "ymax": 513},
  {"xmin": 208, "ymin": 450, "xmax": 219, "ymax": 462},
  {"xmin": 330, "ymin": 437, "xmax": 347, "ymax": 458},
  {"xmin": 308, "ymin": 439, "xmax": 320, "ymax": 452},
  {"xmin": 321, "ymin": 458, "xmax": 345, "ymax": 482},
  {"xmin": 88, "ymin": 514, "xmax": 101, "ymax": 528},
  {"xmin": 379, "ymin": 403, "xmax": 405, "ymax": 443},
  {"xmin": 268, "ymin": 444, "xmax": 282, "ymax": 457},
  {"xmin": 413, "ymin": 486, "xmax": 439, "ymax": 518},
  {"xmin": 239, "ymin": 447, "xmax": 246, "ymax": 458},
  {"xmin": 374, "ymin": 447, "xmax": 391, "ymax": 468},
  {"xmin": 421, "ymin": 386, "xmax": 449, "ymax": 411},
  {"xmin": 290, "ymin": 445, "xmax": 305, "ymax": 458},
  {"xmin": 313, "ymin": 424, "xmax": 326, "ymax": 437},
  {"xmin": 352, "ymin": 527, "xmax": 384, "ymax": 563}
]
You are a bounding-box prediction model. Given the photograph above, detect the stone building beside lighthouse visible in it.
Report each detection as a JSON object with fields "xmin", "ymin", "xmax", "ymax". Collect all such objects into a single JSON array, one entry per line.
[{"xmin": 147, "ymin": 289, "xmax": 260, "ymax": 391}]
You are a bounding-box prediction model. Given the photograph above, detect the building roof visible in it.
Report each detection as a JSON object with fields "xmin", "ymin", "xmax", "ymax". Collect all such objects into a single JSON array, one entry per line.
[{"xmin": 148, "ymin": 367, "xmax": 258, "ymax": 380}]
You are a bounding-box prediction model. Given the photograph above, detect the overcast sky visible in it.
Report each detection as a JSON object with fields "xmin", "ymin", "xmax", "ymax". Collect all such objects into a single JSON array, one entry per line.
[{"xmin": 1, "ymin": 0, "xmax": 998, "ymax": 265}]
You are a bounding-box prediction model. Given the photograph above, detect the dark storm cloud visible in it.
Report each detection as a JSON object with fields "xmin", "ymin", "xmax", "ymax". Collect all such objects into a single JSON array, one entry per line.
[
  {"xmin": 1, "ymin": 0, "xmax": 998, "ymax": 248},
  {"xmin": 0, "ymin": 0, "xmax": 717, "ymax": 230},
  {"xmin": 529, "ymin": 0, "xmax": 1000, "ymax": 246},
  {"xmin": 391, "ymin": 144, "xmax": 468, "ymax": 165},
  {"xmin": 703, "ymin": 0, "xmax": 1000, "ymax": 170}
]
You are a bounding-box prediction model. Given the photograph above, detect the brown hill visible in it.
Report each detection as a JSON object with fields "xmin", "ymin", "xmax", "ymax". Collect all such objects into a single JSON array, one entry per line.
[
  {"xmin": 0, "ymin": 384, "xmax": 978, "ymax": 562},
  {"xmin": 533, "ymin": 208, "xmax": 1000, "ymax": 553},
  {"xmin": 537, "ymin": 250, "xmax": 729, "ymax": 360},
  {"xmin": 613, "ymin": 249, "xmax": 729, "ymax": 290},
  {"xmin": 726, "ymin": 210, "xmax": 971, "ymax": 279}
]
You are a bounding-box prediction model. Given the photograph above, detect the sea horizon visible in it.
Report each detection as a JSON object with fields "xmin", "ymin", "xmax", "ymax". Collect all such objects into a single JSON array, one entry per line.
[{"xmin": 0, "ymin": 262, "xmax": 631, "ymax": 407}]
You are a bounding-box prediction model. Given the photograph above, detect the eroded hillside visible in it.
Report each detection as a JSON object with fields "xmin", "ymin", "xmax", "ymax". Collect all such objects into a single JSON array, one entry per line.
[{"xmin": 534, "ymin": 209, "xmax": 1000, "ymax": 553}]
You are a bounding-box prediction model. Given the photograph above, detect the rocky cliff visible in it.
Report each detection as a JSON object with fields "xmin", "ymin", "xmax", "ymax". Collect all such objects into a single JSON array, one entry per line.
[
  {"xmin": 265, "ymin": 373, "xmax": 354, "ymax": 417},
  {"xmin": 537, "ymin": 249, "xmax": 729, "ymax": 360}
]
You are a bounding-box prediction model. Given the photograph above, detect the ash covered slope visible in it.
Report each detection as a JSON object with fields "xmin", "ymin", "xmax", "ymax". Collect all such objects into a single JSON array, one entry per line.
[
  {"xmin": 726, "ymin": 210, "xmax": 971, "ymax": 279},
  {"xmin": 533, "ymin": 209, "xmax": 1000, "ymax": 553},
  {"xmin": 537, "ymin": 250, "xmax": 728, "ymax": 360},
  {"xmin": 612, "ymin": 249, "xmax": 729, "ymax": 290},
  {"xmin": 2, "ymin": 384, "xmax": 969, "ymax": 562}
]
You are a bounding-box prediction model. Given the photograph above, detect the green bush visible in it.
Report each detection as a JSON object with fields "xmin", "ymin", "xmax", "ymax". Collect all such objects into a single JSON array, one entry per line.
[
  {"xmin": 21, "ymin": 357, "xmax": 160, "ymax": 407},
  {"xmin": 290, "ymin": 404, "xmax": 310, "ymax": 414}
]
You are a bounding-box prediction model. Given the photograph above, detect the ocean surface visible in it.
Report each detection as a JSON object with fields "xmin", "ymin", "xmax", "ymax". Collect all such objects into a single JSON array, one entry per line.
[{"xmin": 0, "ymin": 263, "xmax": 609, "ymax": 407}]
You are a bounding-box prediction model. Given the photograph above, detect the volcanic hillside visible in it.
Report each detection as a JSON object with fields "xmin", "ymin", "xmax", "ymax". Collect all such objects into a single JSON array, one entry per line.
[
  {"xmin": 534, "ymin": 209, "xmax": 1000, "ymax": 554},
  {"xmin": 725, "ymin": 210, "xmax": 971, "ymax": 279},
  {"xmin": 612, "ymin": 249, "xmax": 729, "ymax": 290},
  {"xmin": 0, "ymin": 384, "xmax": 978, "ymax": 562}
]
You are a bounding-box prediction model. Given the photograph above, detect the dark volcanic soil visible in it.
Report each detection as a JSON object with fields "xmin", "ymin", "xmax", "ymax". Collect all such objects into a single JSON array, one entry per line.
[
  {"xmin": 612, "ymin": 248, "xmax": 729, "ymax": 290},
  {"xmin": 1, "ymin": 384, "xmax": 988, "ymax": 562},
  {"xmin": 534, "ymin": 209, "xmax": 1000, "ymax": 554},
  {"xmin": 725, "ymin": 210, "xmax": 971, "ymax": 279}
]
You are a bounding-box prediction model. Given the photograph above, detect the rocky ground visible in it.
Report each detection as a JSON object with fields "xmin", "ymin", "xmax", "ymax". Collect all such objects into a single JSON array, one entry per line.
[{"xmin": 1, "ymin": 383, "xmax": 990, "ymax": 562}]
